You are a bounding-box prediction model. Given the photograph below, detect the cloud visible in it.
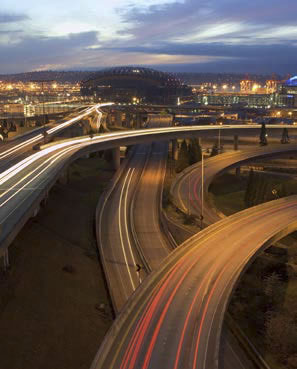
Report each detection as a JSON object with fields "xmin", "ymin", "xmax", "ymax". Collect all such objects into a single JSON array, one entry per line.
[
  {"xmin": 0, "ymin": 13, "xmax": 29, "ymax": 23},
  {"xmin": 0, "ymin": 31, "xmax": 100, "ymax": 73},
  {"xmin": 117, "ymin": 0, "xmax": 297, "ymax": 44},
  {"xmin": 1, "ymin": 0, "xmax": 297, "ymax": 74}
]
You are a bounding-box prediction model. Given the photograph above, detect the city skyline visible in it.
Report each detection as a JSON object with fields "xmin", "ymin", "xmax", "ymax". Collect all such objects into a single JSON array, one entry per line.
[{"xmin": 1, "ymin": 0, "xmax": 297, "ymax": 74}]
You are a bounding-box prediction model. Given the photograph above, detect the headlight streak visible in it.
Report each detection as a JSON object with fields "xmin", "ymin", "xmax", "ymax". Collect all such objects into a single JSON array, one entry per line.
[
  {"xmin": 111, "ymin": 198, "xmax": 297, "ymax": 369},
  {"xmin": 0, "ymin": 144, "xmax": 87, "ymax": 210},
  {"xmin": 46, "ymin": 102, "xmax": 113, "ymax": 134},
  {"xmin": 1, "ymin": 124, "xmax": 295, "ymax": 194},
  {"xmin": 2, "ymin": 119, "xmax": 297, "ymax": 368},
  {"xmin": 0, "ymin": 134, "xmax": 44, "ymax": 160},
  {"xmin": 118, "ymin": 168, "xmax": 138, "ymax": 291},
  {"xmin": 0, "ymin": 103, "xmax": 113, "ymax": 161},
  {"xmin": 0, "ymin": 145, "xmax": 77, "ymax": 206}
]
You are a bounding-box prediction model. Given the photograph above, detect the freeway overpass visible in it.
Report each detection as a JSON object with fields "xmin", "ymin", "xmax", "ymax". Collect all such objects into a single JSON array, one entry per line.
[
  {"xmin": 171, "ymin": 145, "xmax": 297, "ymax": 226},
  {"xmin": 1, "ymin": 123, "xmax": 297, "ymax": 368},
  {"xmin": 91, "ymin": 195, "xmax": 297, "ymax": 369},
  {"xmin": 1, "ymin": 123, "xmax": 297, "ymax": 261}
]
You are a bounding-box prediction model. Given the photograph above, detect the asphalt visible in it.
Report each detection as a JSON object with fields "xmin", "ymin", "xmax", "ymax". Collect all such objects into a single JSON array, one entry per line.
[
  {"xmin": 171, "ymin": 144, "xmax": 297, "ymax": 225},
  {"xmin": 92, "ymin": 196, "xmax": 297, "ymax": 369},
  {"xmin": 2, "ymin": 123, "xmax": 297, "ymax": 367}
]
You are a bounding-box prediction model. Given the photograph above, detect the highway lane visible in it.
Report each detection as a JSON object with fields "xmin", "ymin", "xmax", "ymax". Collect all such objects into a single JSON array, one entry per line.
[
  {"xmin": 171, "ymin": 144, "xmax": 297, "ymax": 225},
  {"xmin": 97, "ymin": 116, "xmax": 172, "ymax": 312},
  {"xmin": 132, "ymin": 141, "xmax": 171, "ymax": 270},
  {"xmin": 2, "ymin": 127, "xmax": 297, "ymax": 260},
  {"xmin": 1, "ymin": 124, "xmax": 292, "ymax": 366},
  {"xmin": 130, "ymin": 141, "xmax": 254, "ymax": 369},
  {"xmin": 91, "ymin": 196, "xmax": 297, "ymax": 369},
  {"xmin": 98, "ymin": 144, "xmax": 150, "ymax": 312},
  {"xmin": 0, "ymin": 103, "xmax": 111, "ymax": 174}
]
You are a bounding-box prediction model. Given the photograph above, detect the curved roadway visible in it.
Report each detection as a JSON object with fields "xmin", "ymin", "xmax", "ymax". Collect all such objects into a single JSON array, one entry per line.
[
  {"xmin": 171, "ymin": 144, "xmax": 297, "ymax": 225},
  {"xmin": 2, "ymin": 124, "xmax": 297, "ymax": 368},
  {"xmin": 3, "ymin": 123, "xmax": 295, "ymax": 255},
  {"xmin": 91, "ymin": 196, "xmax": 297, "ymax": 369},
  {"xmin": 0, "ymin": 103, "xmax": 110, "ymax": 173}
]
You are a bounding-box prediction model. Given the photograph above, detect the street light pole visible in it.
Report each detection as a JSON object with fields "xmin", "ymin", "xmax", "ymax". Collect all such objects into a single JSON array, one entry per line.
[
  {"xmin": 200, "ymin": 151, "xmax": 204, "ymax": 229},
  {"xmin": 188, "ymin": 173, "xmax": 190, "ymax": 216},
  {"xmin": 218, "ymin": 127, "xmax": 221, "ymax": 153},
  {"xmin": 31, "ymin": 80, "xmax": 53, "ymax": 144}
]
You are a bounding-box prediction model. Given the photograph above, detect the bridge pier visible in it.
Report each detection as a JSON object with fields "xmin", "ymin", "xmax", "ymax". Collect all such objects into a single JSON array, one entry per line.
[
  {"xmin": 58, "ymin": 169, "xmax": 69, "ymax": 185},
  {"xmin": 115, "ymin": 111, "xmax": 123, "ymax": 127},
  {"xmin": 40, "ymin": 192, "xmax": 49, "ymax": 208},
  {"xmin": 125, "ymin": 113, "xmax": 134, "ymax": 128},
  {"xmin": 135, "ymin": 113, "xmax": 143, "ymax": 128},
  {"xmin": 172, "ymin": 140, "xmax": 179, "ymax": 161},
  {"xmin": 1, "ymin": 249, "xmax": 10, "ymax": 272},
  {"xmin": 112, "ymin": 147, "xmax": 121, "ymax": 170},
  {"xmin": 234, "ymin": 135, "xmax": 239, "ymax": 151},
  {"xmin": 235, "ymin": 166, "xmax": 241, "ymax": 177}
]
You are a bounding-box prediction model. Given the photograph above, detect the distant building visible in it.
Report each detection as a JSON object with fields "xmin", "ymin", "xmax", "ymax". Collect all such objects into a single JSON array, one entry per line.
[
  {"xmin": 196, "ymin": 75, "xmax": 297, "ymax": 109},
  {"xmin": 276, "ymin": 76, "xmax": 297, "ymax": 108},
  {"xmin": 81, "ymin": 66, "xmax": 192, "ymax": 104},
  {"xmin": 196, "ymin": 93, "xmax": 274, "ymax": 108},
  {"xmin": 266, "ymin": 80, "xmax": 278, "ymax": 94}
]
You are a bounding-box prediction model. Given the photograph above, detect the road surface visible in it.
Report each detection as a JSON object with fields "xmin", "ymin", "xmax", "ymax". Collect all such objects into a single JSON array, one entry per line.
[
  {"xmin": 91, "ymin": 196, "xmax": 297, "ymax": 369},
  {"xmin": 171, "ymin": 144, "xmax": 297, "ymax": 225}
]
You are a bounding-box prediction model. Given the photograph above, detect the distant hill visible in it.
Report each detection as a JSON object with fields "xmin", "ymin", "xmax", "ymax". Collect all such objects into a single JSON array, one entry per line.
[
  {"xmin": 0, "ymin": 70, "xmax": 97, "ymax": 83},
  {"xmin": 0, "ymin": 70, "xmax": 285, "ymax": 85}
]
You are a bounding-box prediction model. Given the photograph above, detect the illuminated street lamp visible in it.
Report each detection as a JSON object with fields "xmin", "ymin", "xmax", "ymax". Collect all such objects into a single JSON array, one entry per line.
[
  {"xmin": 200, "ymin": 151, "xmax": 204, "ymax": 229},
  {"xmin": 31, "ymin": 79, "xmax": 53, "ymax": 143},
  {"xmin": 136, "ymin": 264, "xmax": 143, "ymax": 285},
  {"xmin": 272, "ymin": 189, "xmax": 279, "ymax": 199}
]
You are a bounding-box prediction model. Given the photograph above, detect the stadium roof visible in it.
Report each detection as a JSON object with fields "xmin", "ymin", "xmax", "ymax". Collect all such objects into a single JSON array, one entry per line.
[
  {"xmin": 82, "ymin": 66, "xmax": 184, "ymax": 87},
  {"xmin": 285, "ymin": 76, "xmax": 297, "ymax": 87}
]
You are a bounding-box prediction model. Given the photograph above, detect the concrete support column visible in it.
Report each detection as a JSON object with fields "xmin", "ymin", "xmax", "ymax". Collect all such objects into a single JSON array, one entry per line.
[
  {"xmin": 58, "ymin": 169, "xmax": 69, "ymax": 185},
  {"xmin": 136, "ymin": 113, "xmax": 142, "ymax": 128},
  {"xmin": 198, "ymin": 137, "xmax": 202, "ymax": 147},
  {"xmin": 235, "ymin": 166, "xmax": 241, "ymax": 177},
  {"xmin": 41, "ymin": 192, "xmax": 49, "ymax": 208},
  {"xmin": 125, "ymin": 113, "xmax": 132, "ymax": 128},
  {"xmin": 1, "ymin": 250, "xmax": 9, "ymax": 271},
  {"xmin": 172, "ymin": 139, "xmax": 179, "ymax": 161},
  {"xmin": 4, "ymin": 249, "xmax": 9, "ymax": 270},
  {"xmin": 234, "ymin": 135, "xmax": 239, "ymax": 151},
  {"xmin": 106, "ymin": 114, "xmax": 112, "ymax": 127},
  {"xmin": 112, "ymin": 147, "xmax": 121, "ymax": 170},
  {"xmin": 115, "ymin": 111, "xmax": 122, "ymax": 127}
]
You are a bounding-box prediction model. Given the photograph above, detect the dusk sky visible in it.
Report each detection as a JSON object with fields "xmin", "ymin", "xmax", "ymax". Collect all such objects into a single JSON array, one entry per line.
[{"xmin": 0, "ymin": 0, "xmax": 297, "ymax": 74}]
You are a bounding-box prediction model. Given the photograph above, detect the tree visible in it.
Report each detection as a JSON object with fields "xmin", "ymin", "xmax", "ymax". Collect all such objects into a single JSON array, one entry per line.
[
  {"xmin": 254, "ymin": 173, "xmax": 267, "ymax": 205},
  {"xmin": 259, "ymin": 123, "xmax": 268, "ymax": 146},
  {"xmin": 210, "ymin": 143, "xmax": 219, "ymax": 157},
  {"xmin": 265, "ymin": 311, "xmax": 297, "ymax": 362},
  {"xmin": 244, "ymin": 169, "xmax": 255, "ymax": 207},
  {"xmin": 189, "ymin": 138, "xmax": 202, "ymax": 165},
  {"xmin": 280, "ymin": 183, "xmax": 289, "ymax": 198},
  {"xmin": 176, "ymin": 140, "xmax": 190, "ymax": 172},
  {"xmin": 281, "ymin": 128, "xmax": 290, "ymax": 144}
]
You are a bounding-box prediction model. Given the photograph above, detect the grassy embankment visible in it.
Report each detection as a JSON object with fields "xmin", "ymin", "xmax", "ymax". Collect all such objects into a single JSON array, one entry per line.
[
  {"xmin": 209, "ymin": 167, "xmax": 297, "ymax": 369},
  {"xmin": 0, "ymin": 154, "xmax": 113, "ymax": 369}
]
